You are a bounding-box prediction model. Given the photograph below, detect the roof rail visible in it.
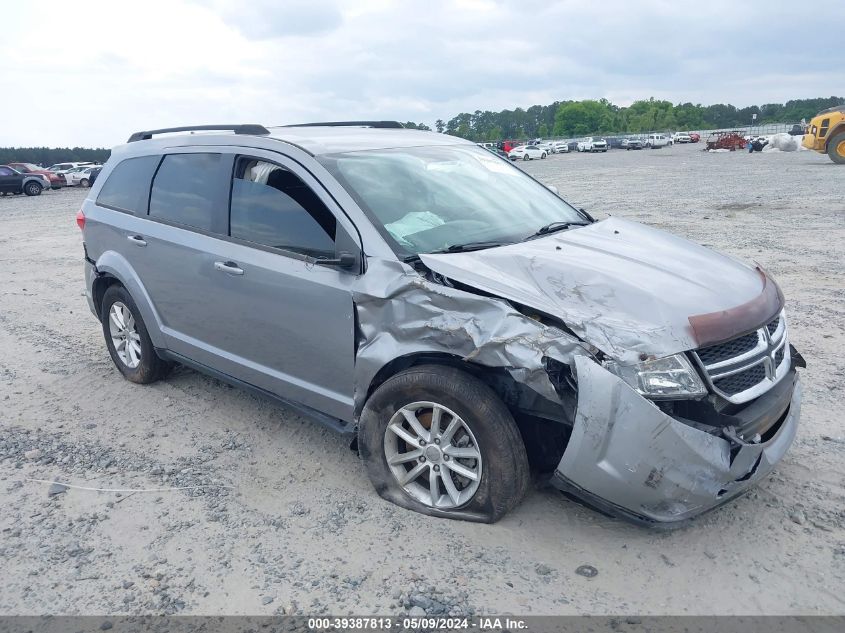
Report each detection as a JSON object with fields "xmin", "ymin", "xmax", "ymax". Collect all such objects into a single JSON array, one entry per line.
[
  {"xmin": 282, "ymin": 121, "xmax": 406, "ymax": 129},
  {"xmin": 127, "ymin": 124, "xmax": 270, "ymax": 143}
]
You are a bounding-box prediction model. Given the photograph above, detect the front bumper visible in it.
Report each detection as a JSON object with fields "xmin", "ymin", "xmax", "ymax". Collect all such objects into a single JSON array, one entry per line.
[{"xmin": 551, "ymin": 356, "xmax": 801, "ymax": 527}]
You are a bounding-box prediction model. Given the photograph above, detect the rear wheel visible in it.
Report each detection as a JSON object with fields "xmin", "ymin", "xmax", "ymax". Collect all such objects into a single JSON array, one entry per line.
[
  {"xmin": 358, "ymin": 365, "xmax": 530, "ymax": 523},
  {"xmin": 828, "ymin": 132, "xmax": 845, "ymax": 164},
  {"xmin": 80, "ymin": 178, "xmax": 90, "ymax": 187},
  {"xmin": 101, "ymin": 285, "xmax": 171, "ymax": 384},
  {"xmin": 24, "ymin": 181, "xmax": 42, "ymax": 196}
]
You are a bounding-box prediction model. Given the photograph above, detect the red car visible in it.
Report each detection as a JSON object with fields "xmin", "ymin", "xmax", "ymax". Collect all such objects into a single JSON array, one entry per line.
[
  {"xmin": 5, "ymin": 162, "xmax": 66, "ymax": 189},
  {"xmin": 688, "ymin": 132, "xmax": 701, "ymax": 143}
]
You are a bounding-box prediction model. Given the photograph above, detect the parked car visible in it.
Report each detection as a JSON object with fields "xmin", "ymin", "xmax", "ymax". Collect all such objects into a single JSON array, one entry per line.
[
  {"xmin": 0, "ymin": 166, "xmax": 49, "ymax": 196},
  {"xmin": 87, "ymin": 166, "xmax": 103, "ymax": 187},
  {"xmin": 621, "ymin": 137, "xmax": 644, "ymax": 150},
  {"xmin": 78, "ymin": 122, "xmax": 804, "ymax": 527},
  {"xmin": 577, "ymin": 137, "xmax": 608, "ymax": 152},
  {"xmin": 529, "ymin": 141, "xmax": 555, "ymax": 154},
  {"xmin": 688, "ymin": 132, "xmax": 701, "ymax": 143},
  {"xmin": 65, "ymin": 164, "xmax": 101, "ymax": 187},
  {"xmin": 508, "ymin": 145, "xmax": 546, "ymax": 160},
  {"xmin": 645, "ymin": 133, "xmax": 670, "ymax": 148},
  {"xmin": 788, "ymin": 124, "xmax": 805, "ymax": 136},
  {"xmin": 48, "ymin": 161, "xmax": 95, "ymax": 174},
  {"xmin": 5, "ymin": 162, "xmax": 67, "ymax": 189},
  {"xmin": 552, "ymin": 141, "xmax": 570, "ymax": 153},
  {"xmin": 672, "ymin": 132, "xmax": 692, "ymax": 143}
]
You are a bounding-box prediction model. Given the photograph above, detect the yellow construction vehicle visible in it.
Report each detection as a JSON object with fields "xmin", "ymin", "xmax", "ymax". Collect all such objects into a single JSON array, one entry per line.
[{"xmin": 802, "ymin": 104, "xmax": 845, "ymax": 164}]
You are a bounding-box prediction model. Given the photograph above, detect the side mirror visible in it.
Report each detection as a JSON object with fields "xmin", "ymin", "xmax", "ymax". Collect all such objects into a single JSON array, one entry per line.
[
  {"xmin": 316, "ymin": 251, "xmax": 358, "ymax": 271},
  {"xmin": 546, "ymin": 184, "xmax": 559, "ymax": 195}
]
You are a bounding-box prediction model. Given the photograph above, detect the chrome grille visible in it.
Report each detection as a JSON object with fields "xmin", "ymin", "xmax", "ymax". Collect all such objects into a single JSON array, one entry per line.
[{"xmin": 692, "ymin": 311, "xmax": 789, "ymax": 404}]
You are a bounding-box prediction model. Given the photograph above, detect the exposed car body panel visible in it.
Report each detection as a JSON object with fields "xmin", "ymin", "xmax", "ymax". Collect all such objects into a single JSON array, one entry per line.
[
  {"xmin": 553, "ymin": 356, "xmax": 800, "ymax": 525},
  {"xmin": 420, "ymin": 217, "xmax": 768, "ymax": 363}
]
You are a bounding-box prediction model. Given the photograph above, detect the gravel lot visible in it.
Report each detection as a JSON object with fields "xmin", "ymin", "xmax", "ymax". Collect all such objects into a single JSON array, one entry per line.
[{"xmin": 1, "ymin": 143, "xmax": 844, "ymax": 616}]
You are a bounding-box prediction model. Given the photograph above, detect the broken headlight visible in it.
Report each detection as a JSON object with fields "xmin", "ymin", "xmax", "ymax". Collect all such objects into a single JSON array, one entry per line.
[{"xmin": 603, "ymin": 353, "xmax": 707, "ymax": 399}]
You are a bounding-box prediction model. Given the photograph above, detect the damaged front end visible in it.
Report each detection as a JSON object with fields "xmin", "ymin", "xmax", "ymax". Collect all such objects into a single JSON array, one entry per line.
[
  {"xmin": 352, "ymin": 220, "xmax": 805, "ymax": 527},
  {"xmin": 552, "ymin": 355, "xmax": 802, "ymax": 527}
]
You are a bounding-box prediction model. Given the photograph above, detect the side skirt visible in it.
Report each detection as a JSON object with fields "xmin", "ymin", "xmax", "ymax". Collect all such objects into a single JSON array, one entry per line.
[{"xmin": 156, "ymin": 349, "xmax": 355, "ymax": 436}]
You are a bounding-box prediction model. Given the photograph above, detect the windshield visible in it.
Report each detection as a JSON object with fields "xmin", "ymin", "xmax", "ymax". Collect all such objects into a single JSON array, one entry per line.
[{"xmin": 318, "ymin": 145, "xmax": 585, "ymax": 257}]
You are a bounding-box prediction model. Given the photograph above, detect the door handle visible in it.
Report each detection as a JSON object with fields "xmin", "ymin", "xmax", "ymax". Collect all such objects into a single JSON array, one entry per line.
[
  {"xmin": 214, "ymin": 261, "xmax": 244, "ymax": 276},
  {"xmin": 126, "ymin": 235, "xmax": 147, "ymax": 247}
]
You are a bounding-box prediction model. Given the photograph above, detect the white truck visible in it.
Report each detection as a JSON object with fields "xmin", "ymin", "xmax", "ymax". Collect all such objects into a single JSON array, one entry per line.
[{"xmin": 577, "ymin": 137, "xmax": 608, "ymax": 152}]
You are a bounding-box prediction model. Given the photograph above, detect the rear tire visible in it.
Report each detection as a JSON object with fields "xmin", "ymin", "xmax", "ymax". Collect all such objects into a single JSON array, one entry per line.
[
  {"xmin": 828, "ymin": 132, "xmax": 845, "ymax": 164},
  {"xmin": 101, "ymin": 285, "xmax": 171, "ymax": 384},
  {"xmin": 24, "ymin": 181, "xmax": 42, "ymax": 196},
  {"xmin": 80, "ymin": 178, "xmax": 90, "ymax": 187},
  {"xmin": 358, "ymin": 364, "xmax": 530, "ymax": 523}
]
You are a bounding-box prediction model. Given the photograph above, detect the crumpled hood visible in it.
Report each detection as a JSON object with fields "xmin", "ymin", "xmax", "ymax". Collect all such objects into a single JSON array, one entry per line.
[{"xmin": 420, "ymin": 217, "xmax": 768, "ymax": 363}]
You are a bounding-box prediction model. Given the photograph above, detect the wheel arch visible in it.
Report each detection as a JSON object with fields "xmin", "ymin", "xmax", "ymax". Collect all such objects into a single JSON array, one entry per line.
[
  {"xmin": 825, "ymin": 123, "xmax": 845, "ymax": 150},
  {"xmin": 91, "ymin": 251, "xmax": 167, "ymax": 348},
  {"xmin": 359, "ymin": 351, "xmax": 575, "ymax": 473}
]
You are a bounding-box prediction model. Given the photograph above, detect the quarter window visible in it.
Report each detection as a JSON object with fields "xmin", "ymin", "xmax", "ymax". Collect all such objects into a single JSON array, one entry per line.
[
  {"xmin": 149, "ymin": 153, "xmax": 221, "ymax": 230},
  {"xmin": 96, "ymin": 155, "xmax": 160, "ymax": 214},
  {"xmin": 229, "ymin": 158, "xmax": 336, "ymax": 257},
  {"xmin": 0, "ymin": 167, "xmax": 13, "ymax": 176}
]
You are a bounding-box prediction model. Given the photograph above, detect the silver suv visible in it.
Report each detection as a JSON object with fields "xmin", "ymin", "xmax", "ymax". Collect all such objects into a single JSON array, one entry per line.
[{"xmin": 80, "ymin": 122, "xmax": 804, "ymax": 526}]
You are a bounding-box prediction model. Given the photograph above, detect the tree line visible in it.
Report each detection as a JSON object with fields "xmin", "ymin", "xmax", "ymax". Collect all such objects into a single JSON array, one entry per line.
[
  {"xmin": 437, "ymin": 96, "xmax": 844, "ymax": 141},
  {"xmin": 0, "ymin": 146, "xmax": 111, "ymax": 167},
  {"xmin": 2, "ymin": 98, "xmax": 839, "ymax": 162}
]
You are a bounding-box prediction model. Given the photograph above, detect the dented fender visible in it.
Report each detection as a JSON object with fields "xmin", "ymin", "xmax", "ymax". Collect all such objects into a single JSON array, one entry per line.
[{"xmin": 352, "ymin": 258, "xmax": 592, "ymax": 413}]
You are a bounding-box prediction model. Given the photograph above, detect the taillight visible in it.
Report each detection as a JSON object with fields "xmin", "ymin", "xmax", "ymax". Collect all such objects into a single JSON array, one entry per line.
[{"xmin": 76, "ymin": 209, "xmax": 85, "ymax": 230}]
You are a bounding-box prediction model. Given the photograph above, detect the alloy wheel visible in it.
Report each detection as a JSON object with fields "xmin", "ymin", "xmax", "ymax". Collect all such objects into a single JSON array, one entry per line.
[
  {"xmin": 383, "ymin": 401, "xmax": 483, "ymax": 509},
  {"xmin": 108, "ymin": 301, "xmax": 142, "ymax": 368}
]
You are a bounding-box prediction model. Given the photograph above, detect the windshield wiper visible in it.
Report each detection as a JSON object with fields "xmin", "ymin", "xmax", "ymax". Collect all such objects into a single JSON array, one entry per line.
[
  {"xmin": 434, "ymin": 240, "xmax": 511, "ymax": 254},
  {"xmin": 523, "ymin": 221, "xmax": 587, "ymax": 241}
]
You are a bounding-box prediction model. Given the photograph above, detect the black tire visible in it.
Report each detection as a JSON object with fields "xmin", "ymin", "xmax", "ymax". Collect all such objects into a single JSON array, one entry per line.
[
  {"xmin": 358, "ymin": 364, "xmax": 531, "ymax": 523},
  {"xmin": 522, "ymin": 154, "xmax": 529, "ymax": 161},
  {"xmin": 828, "ymin": 132, "xmax": 845, "ymax": 165},
  {"xmin": 80, "ymin": 178, "xmax": 90, "ymax": 188},
  {"xmin": 541, "ymin": 152, "xmax": 547, "ymax": 159},
  {"xmin": 101, "ymin": 285, "xmax": 171, "ymax": 384},
  {"xmin": 24, "ymin": 181, "xmax": 42, "ymax": 196}
]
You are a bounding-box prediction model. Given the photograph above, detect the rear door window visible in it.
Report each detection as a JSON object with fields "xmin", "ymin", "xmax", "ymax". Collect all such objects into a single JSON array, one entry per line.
[
  {"xmin": 96, "ymin": 155, "xmax": 160, "ymax": 214},
  {"xmin": 229, "ymin": 157, "xmax": 336, "ymax": 257},
  {"xmin": 149, "ymin": 153, "xmax": 223, "ymax": 231}
]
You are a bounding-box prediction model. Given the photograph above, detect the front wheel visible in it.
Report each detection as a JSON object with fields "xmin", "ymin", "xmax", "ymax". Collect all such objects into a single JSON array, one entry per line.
[
  {"xmin": 24, "ymin": 181, "xmax": 42, "ymax": 196},
  {"xmin": 80, "ymin": 178, "xmax": 90, "ymax": 188},
  {"xmin": 541, "ymin": 152, "xmax": 547, "ymax": 159},
  {"xmin": 523, "ymin": 154, "xmax": 529, "ymax": 161},
  {"xmin": 828, "ymin": 132, "xmax": 845, "ymax": 164},
  {"xmin": 358, "ymin": 365, "xmax": 530, "ymax": 523}
]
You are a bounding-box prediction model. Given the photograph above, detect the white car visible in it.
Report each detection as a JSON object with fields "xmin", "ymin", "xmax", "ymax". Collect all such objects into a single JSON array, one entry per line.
[
  {"xmin": 508, "ymin": 145, "xmax": 546, "ymax": 160},
  {"xmin": 64, "ymin": 165, "xmax": 100, "ymax": 187},
  {"xmin": 533, "ymin": 142, "xmax": 555, "ymax": 154},
  {"xmin": 646, "ymin": 133, "xmax": 671, "ymax": 149},
  {"xmin": 552, "ymin": 141, "xmax": 570, "ymax": 153},
  {"xmin": 577, "ymin": 137, "xmax": 608, "ymax": 152},
  {"xmin": 48, "ymin": 161, "xmax": 95, "ymax": 175},
  {"xmin": 672, "ymin": 132, "xmax": 692, "ymax": 143}
]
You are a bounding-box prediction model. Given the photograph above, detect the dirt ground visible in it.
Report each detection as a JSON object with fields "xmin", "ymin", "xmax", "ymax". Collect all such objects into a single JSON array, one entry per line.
[{"xmin": 1, "ymin": 142, "xmax": 844, "ymax": 616}]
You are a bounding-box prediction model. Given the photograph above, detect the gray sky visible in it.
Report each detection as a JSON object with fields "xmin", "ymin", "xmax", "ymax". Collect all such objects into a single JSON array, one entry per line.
[{"xmin": 2, "ymin": 0, "xmax": 842, "ymax": 147}]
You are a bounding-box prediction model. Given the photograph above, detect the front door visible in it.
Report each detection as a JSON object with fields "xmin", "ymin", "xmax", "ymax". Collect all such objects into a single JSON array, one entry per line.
[{"xmin": 136, "ymin": 149, "xmax": 359, "ymax": 422}]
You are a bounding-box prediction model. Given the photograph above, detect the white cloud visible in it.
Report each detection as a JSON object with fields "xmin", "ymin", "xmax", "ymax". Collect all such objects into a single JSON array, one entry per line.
[{"xmin": 1, "ymin": 0, "xmax": 843, "ymax": 146}]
